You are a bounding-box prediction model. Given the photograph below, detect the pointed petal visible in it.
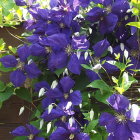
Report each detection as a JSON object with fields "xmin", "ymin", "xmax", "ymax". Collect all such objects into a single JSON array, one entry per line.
[
  {"xmin": 93, "ymin": 39, "xmax": 110, "ymax": 57},
  {"xmin": 48, "ymin": 52, "xmax": 68, "ymax": 71},
  {"xmin": 11, "ymin": 126, "xmax": 29, "ymax": 136},
  {"xmin": 75, "ymin": 133, "xmax": 90, "ymax": 140},
  {"xmin": 10, "ymin": 70, "xmax": 26, "ymax": 87},
  {"xmin": 68, "ymin": 54, "xmax": 81, "ymax": 75},
  {"xmin": 34, "ymin": 81, "xmax": 50, "ymax": 92},
  {"xmin": 69, "ymin": 90, "xmax": 82, "ymax": 105},
  {"xmin": 0, "ymin": 55, "xmax": 17, "ymax": 68},
  {"xmin": 50, "ymin": 127, "xmax": 69, "ymax": 140},
  {"xmin": 26, "ymin": 124, "xmax": 40, "ymax": 135},
  {"xmin": 86, "ymin": 7, "xmax": 104, "ymax": 22},
  {"xmin": 72, "ymin": 35, "xmax": 89, "ymax": 50},
  {"xmin": 86, "ymin": 70, "xmax": 100, "ymax": 82},
  {"xmin": 112, "ymin": 0, "xmax": 130, "ymax": 17},
  {"xmin": 29, "ymin": 44, "xmax": 46, "ymax": 56},
  {"xmin": 47, "ymin": 33, "xmax": 68, "ymax": 52},
  {"xmin": 99, "ymin": 13, "xmax": 118, "ymax": 34},
  {"xmin": 34, "ymin": 137, "xmax": 45, "ymax": 140},
  {"xmin": 47, "ymin": 88, "xmax": 63, "ymax": 98},
  {"xmin": 41, "ymin": 109, "xmax": 65, "ymax": 122},
  {"xmin": 17, "ymin": 45, "xmax": 30, "ymax": 62},
  {"xmin": 128, "ymin": 121, "xmax": 140, "ymax": 133},
  {"xmin": 60, "ymin": 76, "xmax": 75, "ymax": 93},
  {"xmin": 101, "ymin": 56, "xmax": 119, "ymax": 73},
  {"xmin": 107, "ymin": 94, "xmax": 130, "ymax": 112},
  {"xmin": 114, "ymin": 124, "xmax": 132, "ymax": 140},
  {"xmin": 99, "ymin": 112, "xmax": 116, "ymax": 133},
  {"xmin": 14, "ymin": 0, "xmax": 26, "ymax": 6},
  {"xmin": 25, "ymin": 62, "xmax": 41, "ymax": 78},
  {"xmin": 42, "ymin": 97, "xmax": 54, "ymax": 109}
]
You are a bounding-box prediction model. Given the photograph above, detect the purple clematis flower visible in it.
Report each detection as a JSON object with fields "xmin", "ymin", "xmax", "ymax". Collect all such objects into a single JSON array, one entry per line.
[
  {"xmin": 11, "ymin": 124, "xmax": 45, "ymax": 140},
  {"xmin": 41, "ymin": 102, "xmax": 75, "ymax": 122},
  {"xmin": 0, "ymin": 45, "xmax": 41, "ymax": 87},
  {"xmin": 87, "ymin": 0, "xmax": 129, "ymax": 34},
  {"xmin": 42, "ymin": 76, "xmax": 82, "ymax": 108},
  {"xmin": 42, "ymin": 76, "xmax": 82, "ymax": 109},
  {"xmin": 50, "ymin": 0, "xmax": 80, "ymax": 13},
  {"xmin": 99, "ymin": 94, "xmax": 140, "ymax": 140},
  {"xmin": 46, "ymin": 33, "xmax": 89, "ymax": 74},
  {"xmin": 50, "ymin": 117, "xmax": 90, "ymax": 140}
]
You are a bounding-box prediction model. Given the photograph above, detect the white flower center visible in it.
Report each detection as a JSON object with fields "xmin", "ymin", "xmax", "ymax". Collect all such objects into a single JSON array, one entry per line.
[
  {"xmin": 69, "ymin": 134, "xmax": 75, "ymax": 139},
  {"xmin": 65, "ymin": 45, "xmax": 73, "ymax": 55},
  {"xmin": 115, "ymin": 113, "xmax": 127, "ymax": 124},
  {"xmin": 28, "ymin": 134, "xmax": 34, "ymax": 140}
]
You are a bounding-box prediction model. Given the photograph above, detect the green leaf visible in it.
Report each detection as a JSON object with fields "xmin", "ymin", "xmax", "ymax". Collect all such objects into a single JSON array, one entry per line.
[
  {"xmin": 81, "ymin": 64, "xmax": 92, "ymax": 70},
  {"xmin": 0, "ymin": 80, "xmax": 5, "ymax": 91},
  {"xmin": 94, "ymin": 90, "xmax": 111, "ymax": 104},
  {"xmin": 13, "ymin": 136, "xmax": 26, "ymax": 140},
  {"xmin": 132, "ymin": 7, "xmax": 139, "ymax": 16},
  {"xmin": 0, "ymin": 63, "xmax": 14, "ymax": 72},
  {"xmin": 85, "ymin": 120, "xmax": 98, "ymax": 133},
  {"xmin": 54, "ymin": 68, "xmax": 65, "ymax": 77},
  {"xmin": 87, "ymin": 80, "xmax": 111, "ymax": 92},
  {"xmin": 90, "ymin": 133, "xmax": 102, "ymax": 140},
  {"xmin": 0, "ymin": 39, "xmax": 6, "ymax": 51},
  {"xmin": 127, "ymin": 22, "xmax": 140, "ymax": 29},
  {"xmin": 8, "ymin": 46, "xmax": 17, "ymax": 54},
  {"xmin": 15, "ymin": 87, "xmax": 32, "ymax": 102},
  {"xmin": 0, "ymin": 87, "xmax": 14, "ymax": 102},
  {"xmin": 115, "ymin": 72, "xmax": 137, "ymax": 94}
]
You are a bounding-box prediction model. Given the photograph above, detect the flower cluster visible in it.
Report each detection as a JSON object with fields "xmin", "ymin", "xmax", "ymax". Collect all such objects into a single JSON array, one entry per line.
[{"xmin": 0, "ymin": 0, "xmax": 139, "ymax": 140}]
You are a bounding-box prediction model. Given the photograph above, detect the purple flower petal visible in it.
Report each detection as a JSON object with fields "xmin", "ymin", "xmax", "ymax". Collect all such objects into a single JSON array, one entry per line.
[
  {"xmin": 34, "ymin": 137, "xmax": 45, "ymax": 140},
  {"xmin": 99, "ymin": 13, "xmax": 118, "ymax": 34},
  {"xmin": 47, "ymin": 33, "xmax": 68, "ymax": 52},
  {"xmin": 60, "ymin": 76, "xmax": 75, "ymax": 93},
  {"xmin": 68, "ymin": 54, "xmax": 81, "ymax": 75},
  {"xmin": 26, "ymin": 124, "xmax": 40, "ymax": 135},
  {"xmin": 47, "ymin": 88, "xmax": 63, "ymax": 98},
  {"xmin": 25, "ymin": 62, "xmax": 41, "ymax": 78},
  {"xmin": 10, "ymin": 70, "xmax": 26, "ymax": 87},
  {"xmin": 86, "ymin": 70, "xmax": 100, "ymax": 82},
  {"xmin": 11, "ymin": 126, "xmax": 29, "ymax": 136},
  {"xmin": 42, "ymin": 97, "xmax": 54, "ymax": 109},
  {"xmin": 75, "ymin": 132, "xmax": 90, "ymax": 140},
  {"xmin": 29, "ymin": 44, "xmax": 46, "ymax": 56},
  {"xmin": 86, "ymin": 7, "xmax": 104, "ymax": 22},
  {"xmin": 93, "ymin": 39, "xmax": 110, "ymax": 57},
  {"xmin": 14, "ymin": 0, "xmax": 26, "ymax": 6},
  {"xmin": 72, "ymin": 35, "xmax": 89, "ymax": 50},
  {"xmin": 0, "ymin": 55, "xmax": 17, "ymax": 68},
  {"xmin": 17, "ymin": 45, "xmax": 30, "ymax": 62},
  {"xmin": 99, "ymin": 112, "xmax": 116, "ymax": 133},
  {"xmin": 107, "ymin": 94, "xmax": 130, "ymax": 112},
  {"xmin": 48, "ymin": 52, "xmax": 68, "ymax": 71},
  {"xmin": 128, "ymin": 121, "xmax": 140, "ymax": 133},
  {"xmin": 69, "ymin": 90, "xmax": 82, "ymax": 105},
  {"xmin": 34, "ymin": 81, "xmax": 50, "ymax": 92},
  {"xmin": 112, "ymin": 0, "xmax": 130, "ymax": 17},
  {"xmin": 102, "ymin": 56, "xmax": 119, "ymax": 73},
  {"xmin": 114, "ymin": 124, "xmax": 132, "ymax": 140},
  {"xmin": 41, "ymin": 109, "xmax": 66, "ymax": 122},
  {"xmin": 50, "ymin": 127, "xmax": 69, "ymax": 140}
]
